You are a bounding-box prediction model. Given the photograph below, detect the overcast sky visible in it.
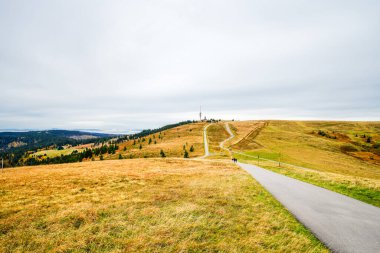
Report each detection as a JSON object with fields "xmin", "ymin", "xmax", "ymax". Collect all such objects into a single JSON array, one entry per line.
[{"xmin": 1, "ymin": 0, "xmax": 379, "ymax": 132}]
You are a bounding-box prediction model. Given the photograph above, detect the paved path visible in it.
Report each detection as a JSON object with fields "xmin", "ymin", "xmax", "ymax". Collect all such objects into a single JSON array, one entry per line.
[
  {"xmin": 239, "ymin": 162, "xmax": 380, "ymax": 253},
  {"xmin": 200, "ymin": 124, "xmax": 211, "ymax": 158}
]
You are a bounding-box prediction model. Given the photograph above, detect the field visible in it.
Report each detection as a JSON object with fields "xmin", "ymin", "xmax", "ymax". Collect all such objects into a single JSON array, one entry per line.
[
  {"xmin": 206, "ymin": 123, "xmax": 230, "ymax": 158},
  {"xmin": 0, "ymin": 159, "xmax": 327, "ymax": 252},
  {"xmin": 31, "ymin": 148, "xmax": 85, "ymax": 159},
  {"xmin": 3, "ymin": 119, "xmax": 379, "ymax": 251},
  {"xmin": 106, "ymin": 122, "xmax": 206, "ymax": 159},
  {"xmin": 229, "ymin": 120, "xmax": 380, "ymax": 206}
]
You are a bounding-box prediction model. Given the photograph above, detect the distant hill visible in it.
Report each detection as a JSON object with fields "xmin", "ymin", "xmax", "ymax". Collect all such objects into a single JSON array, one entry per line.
[{"xmin": 0, "ymin": 130, "xmax": 114, "ymax": 152}]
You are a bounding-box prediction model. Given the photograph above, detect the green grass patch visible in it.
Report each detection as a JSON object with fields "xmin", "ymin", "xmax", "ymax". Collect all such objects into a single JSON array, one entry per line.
[
  {"xmin": 234, "ymin": 150, "xmax": 281, "ymax": 161},
  {"xmin": 31, "ymin": 148, "xmax": 84, "ymax": 158}
]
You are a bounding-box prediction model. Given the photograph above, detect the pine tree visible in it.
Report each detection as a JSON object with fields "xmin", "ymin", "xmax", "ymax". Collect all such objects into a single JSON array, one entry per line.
[
  {"xmin": 149, "ymin": 138, "xmax": 152, "ymax": 144},
  {"xmin": 160, "ymin": 149, "xmax": 166, "ymax": 158},
  {"xmin": 118, "ymin": 154, "xmax": 123, "ymax": 159},
  {"xmin": 100, "ymin": 155, "xmax": 104, "ymax": 160},
  {"xmin": 190, "ymin": 145, "xmax": 194, "ymax": 152},
  {"xmin": 184, "ymin": 149, "xmax": 189, "ymax": 158},
  {"xmin": 123, "ymin": 146, "xmax": 127, "ymax": 151},
  {"xmin": 139, "ymin": 144, "xmax": 142, "ymax": 149}
]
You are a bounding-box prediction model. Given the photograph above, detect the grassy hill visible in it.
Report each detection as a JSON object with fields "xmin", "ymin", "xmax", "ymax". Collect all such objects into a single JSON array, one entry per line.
[
  {"xmin": 0, "ymin": 159, "xmax": 327, "ymax": 252},
  {"xmin": 103, "ymin": 122, "xmax": 207, "ymax": 159},
  {"xmin": 206, "ymin": 123, "xmax": 230, "ymax": 158},
  {"xmin": 229, "ymin": 120, "xmax": 380, "ymax": 206},
  {"xmin": 2, "ymin": 119, "xmax": 379, "ymax": 251}
]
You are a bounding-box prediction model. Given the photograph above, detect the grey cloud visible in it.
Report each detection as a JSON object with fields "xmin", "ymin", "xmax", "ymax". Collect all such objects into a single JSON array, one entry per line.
[{"xmin": 0, "ymin": 0, "xmax": 379, "ymax": 132}]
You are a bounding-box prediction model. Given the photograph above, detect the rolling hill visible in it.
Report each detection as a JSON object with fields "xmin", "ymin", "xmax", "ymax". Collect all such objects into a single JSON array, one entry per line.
[{"xmin": 229, "ymin": 120, "xmax": 380, "ymax": 206}]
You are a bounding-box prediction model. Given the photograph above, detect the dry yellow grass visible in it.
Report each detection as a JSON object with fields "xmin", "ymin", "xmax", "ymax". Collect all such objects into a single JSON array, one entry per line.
[
  {"xmin": 206, "ymin": 123, "xmax": 230, "ymax": 158},
  {"xmin": 229, "ymin": 121, "xmax": 266, "ymax": 150},
  {"xmin": 109, "ymin": 122, "xmax": 206, "ymax": 159},
  {"xmin": 0, "ymin": 159, "xmax": 327, "ymax": 252},
  {"xmin": 229, "ymin": 120, "xmax": 380, "ymax": 206},
  {"xmin": 229, "ymin": 120, "xmax": 380, "ymax": 178},
  {"xmin": 251, "ymin": 121, "xmax": 380, "ymax": 179}
]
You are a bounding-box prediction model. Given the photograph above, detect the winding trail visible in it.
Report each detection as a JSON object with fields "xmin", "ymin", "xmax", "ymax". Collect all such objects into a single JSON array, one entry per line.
[
  {"xmin": 218, "ymin": 122, "xmax": 380, "ymax": 253},
  {"xmin": 219, "ymin": 122, "xmax": 234, "ymax": 157}
]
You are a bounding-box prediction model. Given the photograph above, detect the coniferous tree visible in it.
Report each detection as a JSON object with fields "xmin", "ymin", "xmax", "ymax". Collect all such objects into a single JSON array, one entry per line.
[
  {"xmin": 160, "ymin": 149, "xmax": 166, "ymax": 158},
  {"xmin": 190, "ymin": 145, "xmax": 194, "ymax": 152},
  {"xmin": 184, "ymin": 149, "xmax": 189, "ymax": 158}
]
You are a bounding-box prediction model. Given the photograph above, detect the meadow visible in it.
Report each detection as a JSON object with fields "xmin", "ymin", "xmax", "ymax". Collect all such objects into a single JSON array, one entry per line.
[
  {"xmin": 31, "ymin": 148, "xmax": 85, "ymax": 158},
  {"xmin": 3, "ymin": 119, "xmax": 379, "ymax": 251},
  {"xmin": 106, "ymin": 122, "xmax": 206, "ymax": 160},
  {"xmin": 205, "ymin": 123, "xmax": 230, "ymax": 158},
  {"xmin": 229, "ymin": 120, "xmax": 380, "ymax": 206},
  {"xmin": 0, "ymin": 159, "xmax": 327, "ymax": 252}
]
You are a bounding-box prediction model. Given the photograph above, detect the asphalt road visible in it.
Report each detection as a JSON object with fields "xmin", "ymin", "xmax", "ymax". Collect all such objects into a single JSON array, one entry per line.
[
  {"xmin": 239, "ymin": 162, "xmax": 380, "ymax": 253},
  {"xmin": 200, "ymin": 124, "xmax": 211, "ymax": 158}
]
